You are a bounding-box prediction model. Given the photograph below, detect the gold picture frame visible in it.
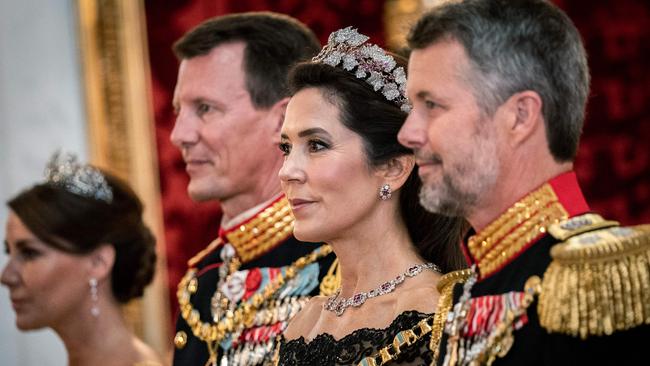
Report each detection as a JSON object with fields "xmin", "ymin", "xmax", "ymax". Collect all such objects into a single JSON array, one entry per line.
[{"xmin": 76, "ymin": 0, "xmax": 170, "ymax": 354}]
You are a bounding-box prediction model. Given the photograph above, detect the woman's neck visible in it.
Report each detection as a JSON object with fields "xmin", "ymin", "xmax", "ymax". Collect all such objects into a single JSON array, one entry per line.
[
  {"xmin": 54, "ymin": 299, "xmax": 134, "ymax": 366},
  {"xmin": 328, "ymin": 205, "xmax": 424, "ymax": 299}
]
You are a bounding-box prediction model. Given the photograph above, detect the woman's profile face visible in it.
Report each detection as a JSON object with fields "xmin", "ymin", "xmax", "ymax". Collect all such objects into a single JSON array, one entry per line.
[
  {"xmin": 279, "ymin": 87, "xmax": 386, "ymax": 242},
  {"xmin": 1, "ymin": 212, "xmax": 90, "ymax": 330}
]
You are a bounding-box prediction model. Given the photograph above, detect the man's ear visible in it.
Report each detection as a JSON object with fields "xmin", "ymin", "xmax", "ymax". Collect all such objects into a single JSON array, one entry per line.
[
  {"xmin": 377, "ymin": 154, "xmax": 415, "ymax": 190},
  {"xmin": 498, "ymin": 90, "xmax": 544, "ymax": 147},
  {"xmin": 267, "ymin": 97, "xmax": 290, "ymax": 143},
  {"xmin": 88, "ymin": 244, "xmax": 115, "ymax": 282}
]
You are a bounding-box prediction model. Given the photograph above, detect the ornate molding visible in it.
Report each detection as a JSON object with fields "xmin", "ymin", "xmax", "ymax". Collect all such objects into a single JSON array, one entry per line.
[{"xmin": 76, "ymin": 0, "xmax": 170, "ymax": 354}]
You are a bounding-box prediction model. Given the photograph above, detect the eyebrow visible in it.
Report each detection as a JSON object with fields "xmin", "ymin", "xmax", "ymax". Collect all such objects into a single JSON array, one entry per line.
[
  {"xmin": 173, "ymin": 97, "xmax": 225, "ymax": 112},
  {"xmin": 13, "ymin": 239, "xmax": 41, "ymax": 248},
  {"xmin": 281, "ymin": 127, "xmax": 331, "ymax": 140},
  {"xmin": 415, "ymin": 91, "xmax": 432, "ymax": 100}
]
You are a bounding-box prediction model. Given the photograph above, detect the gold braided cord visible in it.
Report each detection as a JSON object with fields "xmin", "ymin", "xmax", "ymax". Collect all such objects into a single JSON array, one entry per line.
[
  {"xmin": 468, "ymin": 184, "xmax": 559, "ymax": 259},
  {"xmin": 429, "ymin": 269, "xmax": 472, "ymax": 366},
  {"xmin": 187, "ymin": 238, "xmax": 222, "ymax": 268},
  {"xmin": 319, "ymin": 258, "xmax": 341, "ymax": 296},
  {"xmin": 478, "ymin": 202, "xmax": 568, "ymax": 277},
  {"xmin": 177, "ymin": 244, "xmax": 333, "ymax": 345},
  {"xmin": 538, "ymin": 224, "xmax": 650, "ymax": 339}
]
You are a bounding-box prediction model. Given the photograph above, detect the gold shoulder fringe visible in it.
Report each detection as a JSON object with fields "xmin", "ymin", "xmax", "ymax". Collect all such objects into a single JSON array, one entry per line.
[{"xmin": 538, "ymin": 222, "xmax": 650, "ymax": 339}]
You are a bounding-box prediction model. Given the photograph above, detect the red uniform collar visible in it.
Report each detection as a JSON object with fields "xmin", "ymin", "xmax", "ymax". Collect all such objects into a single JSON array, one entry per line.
[
  {"xmin": 218, "ymin": 194, "xmax": 293, "ymax": 263},
  {"xmin": 189, "ymin": 195, "xmax": 293, "ymax": 267}
]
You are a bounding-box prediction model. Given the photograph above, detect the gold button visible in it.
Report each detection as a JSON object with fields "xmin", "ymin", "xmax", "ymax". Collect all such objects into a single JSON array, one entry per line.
[
  {"xmin": 188, "ymin": 278, "xmax": 198, "ymax": 294},
  {"xmin": 174, "ymin": 331, "xmax": 187, "ymax": 349}
]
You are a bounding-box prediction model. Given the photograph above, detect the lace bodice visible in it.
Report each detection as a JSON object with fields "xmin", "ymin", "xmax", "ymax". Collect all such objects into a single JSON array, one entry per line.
[{"xmin": 277, "ymin": 310, "xmax": 433, "ymax": 366}]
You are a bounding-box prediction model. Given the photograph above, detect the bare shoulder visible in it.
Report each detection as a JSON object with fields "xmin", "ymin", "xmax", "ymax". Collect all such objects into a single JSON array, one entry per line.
[
  {"xmin": 132, "ymin": 336, "xmax": 166, "ymax": 366},
  {"xmin": 283, "ymin": 296, "xmax": 327, "ymax": 340}
]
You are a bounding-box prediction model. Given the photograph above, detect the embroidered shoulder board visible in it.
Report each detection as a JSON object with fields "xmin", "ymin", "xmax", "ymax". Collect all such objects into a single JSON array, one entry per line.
[{"xmin": 538, "ymin": 213, "xmax": 650, "ymax": 339}]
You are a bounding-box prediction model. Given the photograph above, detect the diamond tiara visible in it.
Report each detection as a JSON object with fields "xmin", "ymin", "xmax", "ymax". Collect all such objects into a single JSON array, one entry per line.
[
  {"xmin": 44, "ymin": 151, "xmax": 113, "ymax": 203},
  {"xmin": 312, "ymin": 27, "xmax": 411, "ymax": 112}
]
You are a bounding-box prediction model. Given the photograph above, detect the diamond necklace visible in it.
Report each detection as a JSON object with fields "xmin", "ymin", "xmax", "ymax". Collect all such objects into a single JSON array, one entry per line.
[{"xmin": 324, "ymin": 262, "xmax": 441, "ymax": 316}]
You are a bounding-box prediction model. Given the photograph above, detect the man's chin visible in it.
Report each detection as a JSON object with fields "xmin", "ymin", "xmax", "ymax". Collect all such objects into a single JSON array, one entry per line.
[
  {"xmin": 418, "ymin": 187, "xmax": 444, "ymax": 214},
  {"xmin": 419, "ymin": 185, "xmax": 462, "ymax": 217},
  {"xmin": 187, "ymin": 182, "xmax": 221, "ymax": 202}
]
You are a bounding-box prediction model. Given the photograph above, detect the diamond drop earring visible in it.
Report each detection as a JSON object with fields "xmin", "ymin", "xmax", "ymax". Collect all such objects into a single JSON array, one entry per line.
[{"xmin": 89, "ymin": 278, "xmax": 100, "ymax": 317}]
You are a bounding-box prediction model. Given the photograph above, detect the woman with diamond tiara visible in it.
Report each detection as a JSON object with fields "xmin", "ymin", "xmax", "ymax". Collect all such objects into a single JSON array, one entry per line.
[
  {"xmin": 1, "ymin": 152, "xmax": 164, "ymax": 366},
  {"xmin": 275, "ymin": 28, "xmax": 468, "ymax": 365}
]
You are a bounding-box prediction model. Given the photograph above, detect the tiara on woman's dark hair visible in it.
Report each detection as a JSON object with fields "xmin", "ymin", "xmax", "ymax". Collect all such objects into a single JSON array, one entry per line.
[
  {"xmin": 44, "ymin": 151, "xmax": 113, "ymax": 203},
  {"xmin": 312, "ymin": 27, "xmax": 411, "ymax": 112}
]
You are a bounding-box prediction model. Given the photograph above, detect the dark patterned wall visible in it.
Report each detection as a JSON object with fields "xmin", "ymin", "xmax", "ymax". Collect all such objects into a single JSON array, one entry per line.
[
  {"xmin": 557, "ymin": 0, "xmax": 650, "ymax": 225},
  {"xmin": 145, "ymin": 0, "xmax": 650, "ymax": 323}
]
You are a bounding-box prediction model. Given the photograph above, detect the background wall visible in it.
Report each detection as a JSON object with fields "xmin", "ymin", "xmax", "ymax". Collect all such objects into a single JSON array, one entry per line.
[
  {"xmin": 0, "ymin": 0, "xmax": 86, "ymax": 365},
  {"xmin": 560, "ymin": 0, "xmax": 650, "ymax": 223}
]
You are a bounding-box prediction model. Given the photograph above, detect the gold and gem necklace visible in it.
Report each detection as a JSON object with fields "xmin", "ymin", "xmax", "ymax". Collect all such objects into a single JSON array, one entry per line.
[
  {"xmin": 177, "ymin": 244, "xmax": 333, "ymax": 366},
  {"xmin": 324, "ymin": 262, "xmax": 441, "ymax": 316}
]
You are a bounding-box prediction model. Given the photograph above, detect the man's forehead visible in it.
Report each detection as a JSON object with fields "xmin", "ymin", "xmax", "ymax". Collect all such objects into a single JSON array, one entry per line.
[
  {"xmin": 180, "ymin": 42, "xmax": 246, "ymax": 72},
  {"xmin": 205, "ymin": 41, "xmax": 246, "ymax": 64},
  {"xmin": 407, "ymin": 42, "xmax": 470, "ymax": 85},
  {"xmin": 175, "ymin": 43, "xmax": 249, "ymax": 101},
  {"xmin": 405, "ymin": 49, "xmax": 431, "ymax": 95}
]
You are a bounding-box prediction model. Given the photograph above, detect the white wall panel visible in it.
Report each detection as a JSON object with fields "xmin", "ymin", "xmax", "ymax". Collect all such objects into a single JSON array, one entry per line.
[{"xmin": 0, "ymin": 0, "xmax": 86, "ymax": 364}]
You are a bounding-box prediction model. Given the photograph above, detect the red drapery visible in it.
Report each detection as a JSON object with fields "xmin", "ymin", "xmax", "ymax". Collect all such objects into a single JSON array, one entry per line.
[
  {"xmin": 560, "ymin": 0, "xmax": 650, "ymax": 224},
  {"xmin": 145, "ymin": 0, "xmax": 650, "ymax": 323}
]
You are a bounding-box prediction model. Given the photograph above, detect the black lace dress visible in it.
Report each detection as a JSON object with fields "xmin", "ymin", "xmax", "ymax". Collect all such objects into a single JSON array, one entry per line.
[{"xmin": 277, "ymin": 310, "xmax": 433, "ymax": 366}]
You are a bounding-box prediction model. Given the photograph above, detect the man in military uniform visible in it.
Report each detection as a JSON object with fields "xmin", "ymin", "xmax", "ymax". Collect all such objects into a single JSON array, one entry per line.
[
  {"xmin": 170, "ymin": 12, "xmax": 336, "ymax": 365},
  {"xmin": 398, "ymin": 0, "xmax": 649, "ymax": 364}
]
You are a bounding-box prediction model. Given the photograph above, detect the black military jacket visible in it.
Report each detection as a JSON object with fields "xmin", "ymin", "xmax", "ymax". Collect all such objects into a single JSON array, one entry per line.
[
  {"xmin": 173, "ymin": 196, "xmax": 336, "ymax": 366},
  {"xmin": 436, "ymin": 172, "xmax": 649, "ymax": 366}
]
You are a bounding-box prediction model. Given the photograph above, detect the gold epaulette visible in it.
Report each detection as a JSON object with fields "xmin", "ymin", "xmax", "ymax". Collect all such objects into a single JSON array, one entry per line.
[{"xmin": 538, "ymin": 213, "xmax": 650, "ymax": 339}]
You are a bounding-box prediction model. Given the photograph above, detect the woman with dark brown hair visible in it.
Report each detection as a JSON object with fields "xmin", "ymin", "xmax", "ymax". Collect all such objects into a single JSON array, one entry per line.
[
  {"xmin": 1, "ymin": 152, "xmax": 164, "ymax": 366},
  {"xmin": 276, "ymin": 28, "xmax": 468, "ymax": 365}
]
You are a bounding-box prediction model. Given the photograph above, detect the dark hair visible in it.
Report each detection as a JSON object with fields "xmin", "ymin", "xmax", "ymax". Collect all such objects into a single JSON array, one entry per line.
[
  {"xmin": 173, "ymin": 11, "xmax": 321, "ymax": 109},
  {"xmin": 288, "ymin": 58, "xmax": 468, "ymax": 272},
  {"xmin": 408, "ymin": 0, "xmax": 590, "ymax": 162},
  {"xmin": 8, "ymin": 171, "xmax": 157, "ymax": 303}
]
